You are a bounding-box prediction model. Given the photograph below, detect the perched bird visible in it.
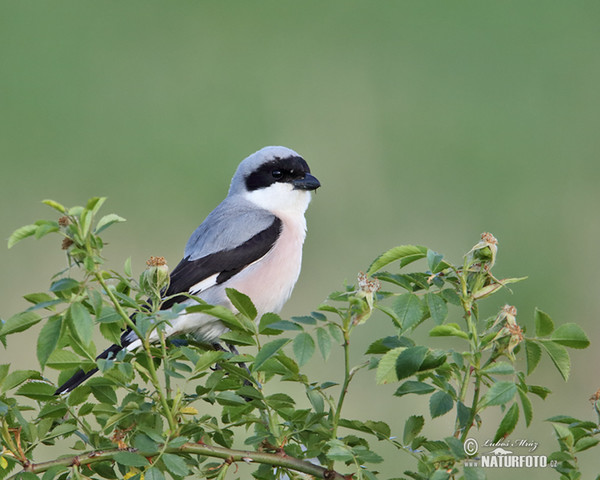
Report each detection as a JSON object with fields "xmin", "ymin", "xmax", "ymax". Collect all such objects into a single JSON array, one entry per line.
[{"xmin": 55, "ymin": 146, "xmax": 320, "ymax": 394}]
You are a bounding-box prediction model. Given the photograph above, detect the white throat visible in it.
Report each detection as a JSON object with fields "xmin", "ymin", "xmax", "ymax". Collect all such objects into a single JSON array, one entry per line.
[{"xmin": 243, "ymin": 183, "xmax": 312, "ymax": 217}]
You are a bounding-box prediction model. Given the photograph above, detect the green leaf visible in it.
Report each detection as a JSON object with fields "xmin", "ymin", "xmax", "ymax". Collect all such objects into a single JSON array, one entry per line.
[
  {"xmin": 540, "ymin": 340, "xmax": 571, "ymax": 381},
  {"xmin": 68, "ymin": 303, "xmax": 94, "ymax": 346},
  {"xmin": 216, "ymin": 391, "xmax": 247, "ymax": 406},
  {"xmin": 429, "ymin": 391, "xmax": 453, "ymax": 418},
  {"xmin": 37, "ymin": 316, "xmax": 62, "ymax": 368},
  {"xmin": 50, "ymin": 277, "xmax": 80, "ymax": 294},
  {"xmin": 392, "ymin": 293, "xmax": 423, "ymax": 330},
  {"xmin": 193, "ymin": 351, "xmax": 225, "ymax": 373},
  {"xmin": 43, "ymin": 423, "xmax": 78, "ymax": 440},
  {"xmin": 481, "ymin": 362, "xmax": 515, "ymax": 375},
  {"xmin": 403, "ymin": 415, "xmax": 424, "ymax": 444},
  {"xmin": 574, "ymin": 437, "xmax": 600, "ymax": 452},
  {"xmin": 306, "ymin": 387, "xmax": 324, "ymax": 413},
  {"xmin": 94, "ymin": 213, "xmax": 126, "ymax": 234},
  {"xmin": 144, "ymin": 468, "xmax": 165, "ymax": 480},
  {"xmin": 0, "ymin": 311, "xmax": 42, "ymax": 336},
  {"xmin": 395, "ymin": 346, "xmax": 428, "ymax": 380},
  {"xmin": 16, "ymin": 381, "xmax": 56, "ymax": 400},
  {"xmin": 366, "ymin": 336, "xmax": 409, "ymax": 354},
  {"xmin": 219, "ymin": 330, "xmax": 256, "ymax": 346},
  {"xmin": 550, "ymin": 323, "xmax": 590, "ymax": 349},
  {"xmin": 46, "ymin": 350, "xmax": 86, "ymax": 370},
  {"xmin": 316, "ymin": 327, "xmax": 332, "ymax": 360},
  {"xmin": 367, "ymin": 245, "xmax": 427, "ymax": 275},
  {"xmin": 517, "ymin": 388, "xmax": 533, "ymax": 427},
  {"xmin": 161, "ymin": 453, "xmax": 189, "ymax": 477},
  {"xmin": 2, "ymin": 370, "xmax": 42, "ymax": 392},
  {"xmin": 252, "ymin": 338, "xmax": 290, "ymax": 372},
  {"xmin": 534, "ymin": 308, "xmax": 554, "ymax": 337},
  {"xmin": 7, "ymin": 224, "xmax": 38, "ymax": 248},
  {"xmin": 429, "ymin": 323, "xmax": 468, "ymax": 340},
  {"xmin": 445, "ymin": 436, "xmax": 467, "ymax": 459},
  {"xmin": 525, "ymin": 340, "xmax": 542, "ymax": 375},
  {"xmin": 376, "ymin": 347, "xmax": 403, "ymax": 384},
  {"xmin": 427, "ymin": 249, "xmax": 445, "ymax": 273},
  {"xmin": 425, "ymin": 292, "xmax": 448, "ymax": 325},
  {"xmin": 293, "ymin": 332, "xmax": 315, "ymax": 366},
  {"xmin": 394, "ymin": 380, "xmax": 435, "ymax": 397},
  {"xmin": 258, "ymin": 312, "xmax": 284, "ymax": 334},
  {"xmin": 42, "ymin": 199, "xmax": 67, "ymax": 213},
  {"xmin": 493, "ymin": 403, "xmax": 519, "ymax": 442},
  {"xmin": 481, "ymin": 381, "xmax": 517, "ymax": 407},
  {"xmin": 113, "ymin": 451, "xmax": 149, "ymax": 467},
  {"xmin": 226, "ymin": 288, "xmax": 257, "ymax": 320}
]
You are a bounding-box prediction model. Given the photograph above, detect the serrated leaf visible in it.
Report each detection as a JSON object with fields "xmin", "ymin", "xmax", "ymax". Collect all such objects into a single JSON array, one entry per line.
[
  {"xmin": 395, "ymin": 346, "xmax": 428, "ymax": 380},
  {"xmin": 481, "ymin": 361, "xmax": 515, "ymax": 376},
  {"xmin": 7, "ymin": 224, "xmax": 38, "ymax": 248},
  {"xmin": 376, "ymin": 347, "xmax": 403, "ymax": 384},
  {"xmin": 144, "ymin": 467, "xmax": 165, "ymax": 480},
  {"xmin": 429, "ymin": 323, "xmax": 468, "ymax": 340},
  {"xmin": 252, "ymin": 338, "xmax": 290, "ymax": 372},
  {"xmin": 2, "ymin": 370, "xmax": 42, "ymax": 392},
  {"xmin": 493, "ymin": 403, "xmax": 519, "ymax": 442},
  {"xmin": 161, "ymin": 453, "xmax": 189, "ymax": 476},
  {"xmin": 46, "ymin": 349, "xmax": 86, "ymax": 370},
  {"xmin": 293, "ymin": 332, "xmax": 315, "ymax": 366},
  {"xmin": 37, "ymin": 316, "xmax": 62, "ymax": 368},
  {"xmin": 258, "ymin": 312, "xmax": 283, "ymax": 334},
  {"xmin": 216, "ymin": 391, "xmax": 247, "ymax": 406},
  {"xmin": 68, "ymin": 303, "xmax": 94, "ymax": 346},
  {"xmin": 94, "ymin": 213, "xmax": 126, "ymax": 234},
  {"xmin": 525, "ymin": 340, "xmax": 542, "ymax": 375},
  {"xmin": 550, "ymin": 323, "xmax": 590, "ymax": 349},
  {"xmin": 445, "ymin": 436, "xmax": 467, "ymax": 459},
  {"xmin": 394, "ymin": 380, "xmax": 435, "ymax": 397},
  {"xmin": 16, "ymin": 381, "xmax": 56, "ymax": 400},
  {"xmin": 540, "ymin": 340, "xmax": 571, "ymax": 381},
  {"xmin": 403, "ymin": 415, "xmax": 424, "ymax": 444},
  {"xmin": 481, "ymin": 381, "xmax": 517, "ymax": 407},
  {"xmin": 392, "ymin": 293, "xmax": 423, "ymax": 330},
  {"xmin": 316, "ymin": 327, "xmax": 331, "ymax": 360},
  {"xmin": 226, "ymin": 288, "xmax": 257, "ymax": 320},
  {"xmin": 427, "ymin": 249, "xmax": 444, "ymax": 273},
  {"xmin": 534, "ymin": 308, "xmax": 554, "ymax": 337},
  {"xmin": 0, "ymin": 311, "xmax": 42, "ymax": 336},
  {"xmin": 191, "ymin": 350, "xmax": 224, "ymax": 374},
  {"xmin": 429, "ymin": 391, "xmax": 453, "ymax": 418},
  {"xmin": 113, "ymin": 452, "xmax": 149, "ymax": 467},
  {"xmin": 425, "ymin": 292, "xmax": 448, "ymax": 325},
  {"xmin": 367, "ymin": 245, "xmax": 427, "ymax": 275}
]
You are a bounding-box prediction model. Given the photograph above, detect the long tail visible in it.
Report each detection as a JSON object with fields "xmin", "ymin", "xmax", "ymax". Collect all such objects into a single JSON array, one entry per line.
[{"xmin": 54, "ymin": 330, "xmax": 134, "ymax": 395}]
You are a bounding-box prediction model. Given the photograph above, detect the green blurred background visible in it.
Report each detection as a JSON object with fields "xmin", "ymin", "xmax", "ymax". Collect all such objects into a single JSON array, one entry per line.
[{"xmin": 1, "ymin": 1, "xmax": 599, "ymax": 477}]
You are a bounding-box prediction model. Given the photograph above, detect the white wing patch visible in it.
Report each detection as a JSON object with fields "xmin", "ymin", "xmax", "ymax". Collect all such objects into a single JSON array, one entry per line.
[{"xmin": 189, "ymin": 273, "xmax": 219, "ymax": 295}]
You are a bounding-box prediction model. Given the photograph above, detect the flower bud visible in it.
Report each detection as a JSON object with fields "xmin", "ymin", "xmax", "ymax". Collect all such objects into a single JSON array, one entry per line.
[
  {"xmin": 141, "ymin": 256, "xmax": 169, "ymax": 297},
  {"xmin": 467, "ymin": 232, "xmax": 498, "ymax": 271}
]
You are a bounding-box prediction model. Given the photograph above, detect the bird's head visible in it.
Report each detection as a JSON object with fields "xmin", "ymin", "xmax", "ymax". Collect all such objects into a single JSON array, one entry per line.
[{"xmin": 229, "ymin": 146, "xmax": 320, "ymax": 215}]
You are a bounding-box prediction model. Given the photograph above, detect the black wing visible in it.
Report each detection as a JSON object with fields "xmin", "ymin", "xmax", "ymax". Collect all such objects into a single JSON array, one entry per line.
[{"xmin": 161, "ymin": 217, "xmax": 282, "ymax": 309}]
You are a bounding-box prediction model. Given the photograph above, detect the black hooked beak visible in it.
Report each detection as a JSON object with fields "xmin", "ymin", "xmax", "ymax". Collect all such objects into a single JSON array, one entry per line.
[{"xmin": 293, "ymin": 173, "xmax": 321, "ymax": 191}]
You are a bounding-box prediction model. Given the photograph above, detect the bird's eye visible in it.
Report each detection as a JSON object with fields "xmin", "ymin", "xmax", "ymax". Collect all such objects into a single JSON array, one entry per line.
[{"xmin": 272, "ymin": 170, "xmax": 283, "ymax": 179}]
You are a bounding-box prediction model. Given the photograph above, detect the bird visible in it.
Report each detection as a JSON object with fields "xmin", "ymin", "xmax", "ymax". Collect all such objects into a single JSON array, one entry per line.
[{"xmin": 55, "ymin": 146, "xmax": 320, "ymax": 394}]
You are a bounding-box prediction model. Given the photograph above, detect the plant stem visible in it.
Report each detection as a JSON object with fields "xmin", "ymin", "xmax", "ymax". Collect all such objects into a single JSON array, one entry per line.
[
  {"xmin": 331, "ymin": 329, "xmax": 351, "ymax": 441},
  {"xmin": 12, "ymin": 443, "xmax": 349, "ymax": 480},
  {"xmin": 94, "ymin": 272, "xmax": 177, "ymax": 434}
]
